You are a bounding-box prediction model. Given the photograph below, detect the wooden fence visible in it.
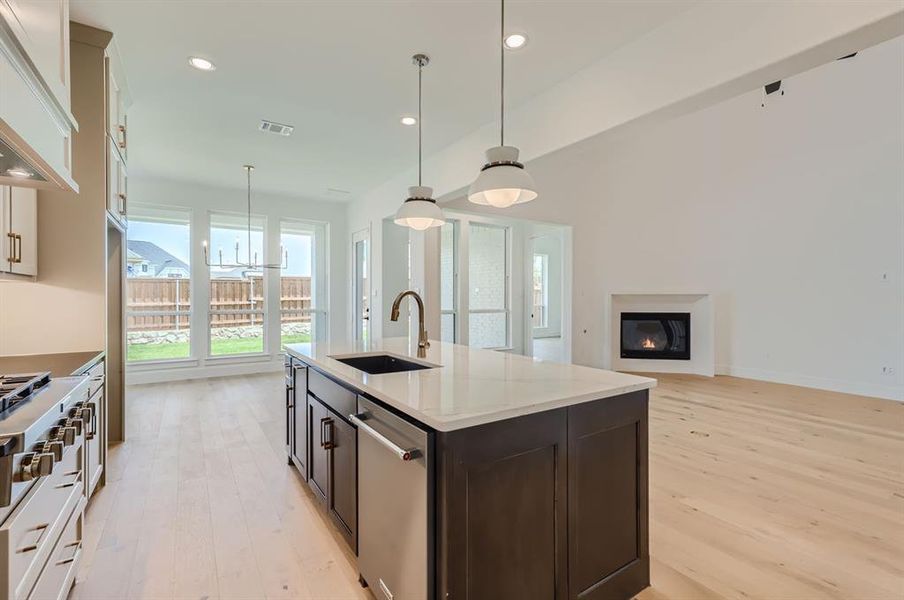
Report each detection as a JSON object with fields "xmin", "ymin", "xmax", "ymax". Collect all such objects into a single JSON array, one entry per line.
[{"xmin": 126, "ymin": 276, "xmax": 312, "ymax": 331}]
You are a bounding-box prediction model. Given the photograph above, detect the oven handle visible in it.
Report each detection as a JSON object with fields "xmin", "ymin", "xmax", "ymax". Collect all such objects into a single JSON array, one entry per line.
[{"xmin": 349, "ymin": 413, "xmax": 419, "ymax": 462}]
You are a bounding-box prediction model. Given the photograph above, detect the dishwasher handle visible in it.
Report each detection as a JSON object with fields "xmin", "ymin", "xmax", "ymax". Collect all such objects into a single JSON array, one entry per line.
[{"xmin": 349, "ymin": 413, "xmax": 420, "ymax": 462}]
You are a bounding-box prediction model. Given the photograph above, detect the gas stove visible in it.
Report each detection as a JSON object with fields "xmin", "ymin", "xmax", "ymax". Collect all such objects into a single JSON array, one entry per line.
[
  {"xmin": 0, "ymin": 372, "xmax": 52, "ymax": 413},
  {"xmin": 0, "ymin": 373, "xmax": 91, "ymax": 519}
]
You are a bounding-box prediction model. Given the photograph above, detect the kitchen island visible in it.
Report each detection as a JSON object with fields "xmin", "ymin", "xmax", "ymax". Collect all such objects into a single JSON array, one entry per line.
[{"xmin": 285, "ymin": 338, "xmax": 656, "ymax": 600}]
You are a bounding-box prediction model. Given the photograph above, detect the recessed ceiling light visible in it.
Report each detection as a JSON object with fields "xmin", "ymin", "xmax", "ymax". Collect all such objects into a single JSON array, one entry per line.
[
  {"xmin": 503, "ymin": 33, "xmax": 528, "ymax": 50},
  {"xmin": 6, "ymin": 167, "xmax": 32, "ymax": 178},
  {"xmin": 400, "ymin": 116, "xmax": 417, "ymax": 126},
  {"xmin": 188, "ymin": 56, "xmax": 216, "ymax": 71}
]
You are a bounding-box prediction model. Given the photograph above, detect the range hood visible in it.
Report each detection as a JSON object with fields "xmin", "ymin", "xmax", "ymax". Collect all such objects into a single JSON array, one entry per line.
[{"xmin": 0, "ymin": 137, "xmax": 47, "ymax": 183}]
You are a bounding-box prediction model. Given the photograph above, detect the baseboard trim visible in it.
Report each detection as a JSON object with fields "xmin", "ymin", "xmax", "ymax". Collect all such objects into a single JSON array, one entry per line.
[
  {"xmin": 715, "ymin": 364, "xmax": 903, "ymax": 402},
  {"xmin": 127, "ymin": 358, "xmax": 283, "ymax": 385}
]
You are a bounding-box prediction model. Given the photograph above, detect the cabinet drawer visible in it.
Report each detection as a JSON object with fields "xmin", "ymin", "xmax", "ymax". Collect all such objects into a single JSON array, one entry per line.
[
  {"xmin": 0, "ymin": 442, "xmax": 84, "ymax": 600},
  {"xmin": 27, "ymin": 496, "xmax": 84, "ymax": 600},
  {"xmin": 307, "ymin": 370, "xmax": 355, "ymax": 420}
]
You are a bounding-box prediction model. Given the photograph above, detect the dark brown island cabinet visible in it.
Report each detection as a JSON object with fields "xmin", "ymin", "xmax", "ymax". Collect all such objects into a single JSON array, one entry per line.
[{"xmin": 286, "ymin": 353, "xmax": 649, "ymax": 600}]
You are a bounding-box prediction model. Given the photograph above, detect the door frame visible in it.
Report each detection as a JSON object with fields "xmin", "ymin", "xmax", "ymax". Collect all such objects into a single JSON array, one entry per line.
[
  {"xmin": 350, "ymin": 227, "xmax": 371, "ymax": 346},
  {"xmin": 524, "ymin": 227, "xmax": 572, "ymax": 364}
]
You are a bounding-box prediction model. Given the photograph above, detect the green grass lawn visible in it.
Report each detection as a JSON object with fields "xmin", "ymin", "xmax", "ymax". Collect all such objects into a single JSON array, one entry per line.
[{"xmin": 127, "ymin": 333, "xmax": 311, "ymax": 362}]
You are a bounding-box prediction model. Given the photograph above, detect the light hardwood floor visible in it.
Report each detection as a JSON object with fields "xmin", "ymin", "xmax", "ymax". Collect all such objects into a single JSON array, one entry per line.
[{"xmin": 71, "ymin": 373, "xmax": 904, "ymax": 600}]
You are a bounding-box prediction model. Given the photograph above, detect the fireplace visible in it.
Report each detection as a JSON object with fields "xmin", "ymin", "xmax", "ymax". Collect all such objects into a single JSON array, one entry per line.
[{"xmin": 620, "ymin": 312, "xmax": 690, "ymax": 360}]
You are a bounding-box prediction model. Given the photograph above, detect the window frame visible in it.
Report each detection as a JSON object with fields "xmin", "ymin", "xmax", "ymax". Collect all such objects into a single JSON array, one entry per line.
[{"xmin": 440, "ymin": 219, "xmax": 459, "ymax": 343}]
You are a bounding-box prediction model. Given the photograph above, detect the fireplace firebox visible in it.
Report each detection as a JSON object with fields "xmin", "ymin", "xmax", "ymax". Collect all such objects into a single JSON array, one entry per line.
[{"xmin": 620, "ymin": 312, "xmax": 690, "ymax": 360}]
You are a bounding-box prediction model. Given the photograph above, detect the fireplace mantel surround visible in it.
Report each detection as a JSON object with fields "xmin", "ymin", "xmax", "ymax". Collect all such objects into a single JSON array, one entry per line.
[{"xmin": 608, "ymin": 293, "xmax": 714, "ymax": 376}]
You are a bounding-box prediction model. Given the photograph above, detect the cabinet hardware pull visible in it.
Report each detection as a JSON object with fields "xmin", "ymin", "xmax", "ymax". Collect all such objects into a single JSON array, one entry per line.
[
  {"xmin": 86, "ymin": 401, "xmax": 98, "ymax": 439},
  {"xmin": 320, "ymin": 417, "xmax": 328, "ymax": 448},
  {"xmin": 6, "ymin": 232, "xmax": 14, "ymax": 263},
  {"xmin": 56, "ymin": 470, "xmax": 83, "ymax": 489},
  {"xmin": 14, "ymin": 234, "xmax": 21, "ymax": 263},
  {"xmin": 56, "ymin": 540, "xmax": 82, "ymax": 565},
  {"xmin": 324, "ymin": 418, "xmax": 335, "ymax": 450},
  {"xmin": 17, "ymin": 523, "xmax": 50, "ymax": 553}
]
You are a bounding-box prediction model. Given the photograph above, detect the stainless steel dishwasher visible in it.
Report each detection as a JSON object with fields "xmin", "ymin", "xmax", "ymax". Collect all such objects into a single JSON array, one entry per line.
[{"xmin": 350, "ymin": 396, "xmax": 433, "ymax": 600}]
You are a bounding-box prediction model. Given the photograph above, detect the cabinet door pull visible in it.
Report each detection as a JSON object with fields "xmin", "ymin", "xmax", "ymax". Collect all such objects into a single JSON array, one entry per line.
[
  {"xmin": 6, "ymin": 232, "xmax": 14, "ymax": 263},
  {"xmin": 320, "ymin": 416, "xmax": 328, "ymax": 448},
  {"xmin": 56, "ymin": 540, "xmax": 82, "ymax": 565},
  {"xmin": 17, "ymin": 523, "xmax": 50, "ymax": 553},
  {"xmin": 324, "ymin": 418, "xmax": 335, "ymax": 450},
  {"xmin": 14, "ymin": 234, "xmax": 22, "ymax": 263}
]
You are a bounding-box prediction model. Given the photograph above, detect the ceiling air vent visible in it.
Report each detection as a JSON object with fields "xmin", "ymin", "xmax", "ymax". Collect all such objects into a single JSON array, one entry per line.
[{"xmin": 259, "ymin": 120, "xmax": 294, "ymax": 136}]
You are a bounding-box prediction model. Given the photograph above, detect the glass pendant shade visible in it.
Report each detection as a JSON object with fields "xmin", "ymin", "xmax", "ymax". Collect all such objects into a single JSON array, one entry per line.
[
  {"xmin": 394, "ymin": 186, "xmax": 445, "ymax": 231},
  {"xmin": 468, "ymin": 146, "xmax": 537, "ymax": 208}
]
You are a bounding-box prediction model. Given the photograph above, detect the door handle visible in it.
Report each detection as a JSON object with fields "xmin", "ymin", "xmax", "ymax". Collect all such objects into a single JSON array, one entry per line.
[
  {"xmin": 319, "ymin": 417, "xmax": 328, "ymax": 448},
  {"xmin": 14, "ymin": 234, "xmax": 21, "ymax": 263}
]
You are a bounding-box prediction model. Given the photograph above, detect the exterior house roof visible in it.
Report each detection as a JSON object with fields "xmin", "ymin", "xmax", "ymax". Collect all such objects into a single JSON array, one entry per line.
[{"xmin": 127, "ymin": 240, "xmax": 190, "ymax": 276}]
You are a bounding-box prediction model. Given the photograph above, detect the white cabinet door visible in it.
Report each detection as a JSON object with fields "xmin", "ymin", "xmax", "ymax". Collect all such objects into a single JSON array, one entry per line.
[
  {"xmin": 0, "ymin": 186, "xmax": 10, "ymax": 270},
  {"xmin": 8, "ymin": 186, "xmax": 37, "ymax": 276},
  {"xmin": 107, "ymin": 140, "xmax": 126, "ymax": 225},
  {"xmin": 0, "ymin": 0, "xmax": 71, "ymax": 113},
  {"xmin": 106, "ymin": 55, "xmax": 126, "ymax": 162}
]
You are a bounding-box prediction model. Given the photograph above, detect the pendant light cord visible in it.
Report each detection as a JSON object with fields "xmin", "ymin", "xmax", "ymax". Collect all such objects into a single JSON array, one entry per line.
[
  {"xmin": 418, "ymin": 59, "xmax": 423, "ymax": 186},
  {"xmin": 500, "ymin": 0, "xmax": 505, "ymax": 147}
]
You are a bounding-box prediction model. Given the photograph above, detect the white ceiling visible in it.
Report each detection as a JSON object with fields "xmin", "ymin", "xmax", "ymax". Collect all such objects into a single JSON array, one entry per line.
[{"xmin": 70, "ymin": 0, "xmax": 696, "ymax": 201}]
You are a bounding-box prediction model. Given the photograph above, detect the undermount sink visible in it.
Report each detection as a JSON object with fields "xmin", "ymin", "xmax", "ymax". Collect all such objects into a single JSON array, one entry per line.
[{"xmin": 332, "ymin": 353, "xmax": 438, "ymax": 375}]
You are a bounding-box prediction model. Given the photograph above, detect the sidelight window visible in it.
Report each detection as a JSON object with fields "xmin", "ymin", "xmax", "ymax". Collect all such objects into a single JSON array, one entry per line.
[
  {"xmin": 532, "ymin": 253, "xmax": 549, "ymax": 329},
  {"xmin": 468, "ymin": 222, "xmax": 509, "ymax": 349}
]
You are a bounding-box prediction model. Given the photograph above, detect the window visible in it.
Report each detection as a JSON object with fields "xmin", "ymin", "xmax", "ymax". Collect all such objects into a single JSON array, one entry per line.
[
  {"xmin": 440, "ymin": 221, "xmax": 457, "ymax": 342},
  {"xmin": 208, "ymin": 213, "xmax": 266, "ymax": 356},
  {"xmin": 532, "ymin": 254, "xmax": 549, "ymax": 328},
  {"xmin": 468, "ymin": 223, "xmax": 509, "ymax": 349},
  {"xmin": 280, "ymin": 220, "xmax": 323, "ymax": 349},
  {"xmin": 126, "ymin": 207, "xmax": 192, "ymax": 362}
]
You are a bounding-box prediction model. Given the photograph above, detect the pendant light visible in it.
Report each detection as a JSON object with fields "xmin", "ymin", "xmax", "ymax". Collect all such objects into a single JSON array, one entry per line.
[
  {"xmin": 202, "ymin": 165, "xmax": 288, "ymax": 269},
  {"xmin": 394, "ymin": 53, "xmax": 445, "ymax": 231},
  {"xmin": 468, "ymin": 0, "xmax": 537, "ymax": 208}
]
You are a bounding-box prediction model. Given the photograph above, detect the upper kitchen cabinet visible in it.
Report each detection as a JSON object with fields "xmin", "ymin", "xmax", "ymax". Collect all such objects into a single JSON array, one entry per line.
[
  {"xmin": 103, "ymin": 34, "xmax": 128, "ymax": 227},
  {"xmin": 0, "ymin": 0, "xmax": 78, "ymax": 191}
]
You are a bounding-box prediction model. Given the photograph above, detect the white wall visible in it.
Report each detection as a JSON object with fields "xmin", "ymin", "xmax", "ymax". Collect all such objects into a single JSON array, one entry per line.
[
  {"xmin": 126, "ymin": 176, "xmax": 348, "ymax": 382},
  {"xmin": 446, "ymin": 36, "xmax": 904, "ymax": 401}
]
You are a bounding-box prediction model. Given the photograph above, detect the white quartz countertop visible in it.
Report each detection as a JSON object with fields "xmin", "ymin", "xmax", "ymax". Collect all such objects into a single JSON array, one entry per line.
[{"xmin": 285, "ymin": 338, "xmax": 656, "ymax": 432}]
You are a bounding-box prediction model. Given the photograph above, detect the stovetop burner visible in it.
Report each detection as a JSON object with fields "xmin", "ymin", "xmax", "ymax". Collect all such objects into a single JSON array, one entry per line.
[{"xmin": 0, "ymin": 372, "xmax": 51, "ymax": 413}]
